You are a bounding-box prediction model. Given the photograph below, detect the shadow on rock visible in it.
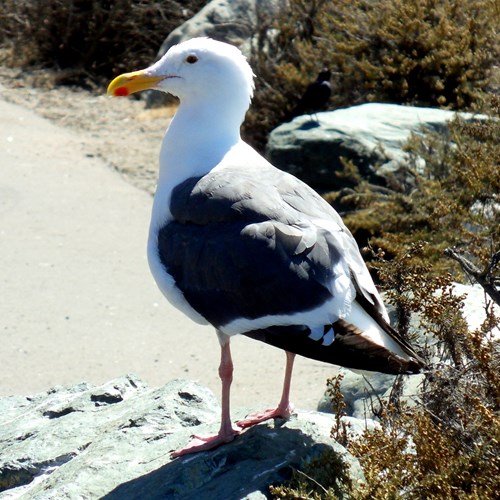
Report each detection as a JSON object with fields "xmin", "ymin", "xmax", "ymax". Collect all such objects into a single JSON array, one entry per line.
[{"xmin": 103, "ymin": 423, "xmax": 331, "ymax": 499}]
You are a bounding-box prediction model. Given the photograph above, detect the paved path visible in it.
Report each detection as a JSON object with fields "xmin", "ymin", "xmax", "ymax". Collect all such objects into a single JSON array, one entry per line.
[{"xmin": 0, "ymin": 97, "xmax": 336, "ymax": 410}]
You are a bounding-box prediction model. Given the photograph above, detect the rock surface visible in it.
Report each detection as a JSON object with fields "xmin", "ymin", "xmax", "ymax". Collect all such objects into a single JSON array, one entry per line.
[
  {"xmin": 318, "ymin": 369, "xmax": 424, "ymax": 420},
  {"xmin": 0, "ymin": 377, "xmax": 364, "ymax": 499},
  {"xmin": 159, "ymin": 0, "xmax": 281, "ymax": 52},
  {"xmin": 266, "ymin": 103, "xmax": 481, "ymax": 192}
]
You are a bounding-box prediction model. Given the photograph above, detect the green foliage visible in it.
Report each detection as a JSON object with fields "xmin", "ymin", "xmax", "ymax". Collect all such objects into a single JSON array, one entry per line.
[
  {"xmin": 0, "ymin": 0, "xmax": 207, "ymax": 86},
  {"xmin": 244, "ymin": 0, "xmax": 499, "ymax": 150},
  {"xmin": 319, "ymin": 0, "xmax": 498, "ymax": 109}
]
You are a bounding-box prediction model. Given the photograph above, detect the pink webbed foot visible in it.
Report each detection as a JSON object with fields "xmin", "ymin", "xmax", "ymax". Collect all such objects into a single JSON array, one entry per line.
[
  {"xmin": 237, "ymin": 351, "xmax": 297, "ymax": 429},
  {"xmin": 171, "ymin": 426, "xmax": 241, "ymax": 458},
  {"xmin": 236, "ymin": 403, "xmax": 295, "ymax": 429}
]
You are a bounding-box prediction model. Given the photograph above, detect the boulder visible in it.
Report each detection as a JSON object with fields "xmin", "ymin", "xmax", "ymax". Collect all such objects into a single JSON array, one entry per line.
[
  {"xmin": 159, "ymin": 0, "xmax": 281, "ymax": 52},
  {"xmin": 318, "ymin": 368, "xmax": 424, "ymax": 420},
  {"xmin": 266, "ymin": 103, "xmax": 481, "ymax": 192},
  {"xmin": 0, "ymin": 376, "xmax": 364, "ymax": 499},
  {"xmin": 447, "ymin": 282, "xmax": 500, "ymax": 336}
]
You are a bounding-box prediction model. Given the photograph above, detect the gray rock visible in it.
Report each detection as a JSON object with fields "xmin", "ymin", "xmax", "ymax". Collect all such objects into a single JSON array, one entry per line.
[
  {"xmin": 1, "ymin": 376, "xmax": 363, "ymax": 499},
  {"xmin": 266, "ymin": 103, "xmax": 481, "ymax": 192},
  {"xmin": 160, "ymin": 0, "xmax": 282, "ymax": 52},
  {"xmin": 383, "ymin": 281, "xmax": 500, "ymax": 346},
  {"xmin": 340, "ymin": 416, "xmax": 379, "ymax": 439},
  {"xmin": 448, "ymin": 283, "xmax": 500, "ymax": 334},
  {"xmin": 318, "ymin": 368, "xmax": 424, "ymax": 420}
]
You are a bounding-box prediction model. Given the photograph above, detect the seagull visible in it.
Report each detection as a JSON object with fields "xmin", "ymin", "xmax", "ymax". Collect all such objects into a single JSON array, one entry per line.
[
  {"xmin": 287, "ymin": 68, "xmax": 332, "ymax": 121},
  {"xmin": 107, "ymin": 38, "xmax": 423, "ymax": 457}
]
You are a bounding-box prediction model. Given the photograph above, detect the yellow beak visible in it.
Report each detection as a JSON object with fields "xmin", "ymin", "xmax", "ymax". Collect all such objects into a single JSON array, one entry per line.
[{"xmin": 107, "ymin": 70, "xmax": 164, "ymax": 97}]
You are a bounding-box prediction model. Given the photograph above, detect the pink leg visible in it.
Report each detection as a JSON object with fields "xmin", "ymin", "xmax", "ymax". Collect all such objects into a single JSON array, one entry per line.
[
  {"xmin": 171, "ymin": 337, "xmax": 241, "ymax": 457},
  {"xmin": 237, "ymin": 351, "xmax": 296, "ymax": 429}
]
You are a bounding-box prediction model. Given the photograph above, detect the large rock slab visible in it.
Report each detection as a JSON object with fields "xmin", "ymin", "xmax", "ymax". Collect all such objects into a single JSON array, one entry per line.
[
  {"xmin": 266, "ymin": 103, "xmax": 480, "ymax": 192},
  {"xmin": 0, "ymin": 376, "xmax": 363, "ymax": 499}
]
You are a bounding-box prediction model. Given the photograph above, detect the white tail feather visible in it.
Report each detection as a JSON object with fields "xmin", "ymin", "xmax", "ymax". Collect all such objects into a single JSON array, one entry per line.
[{"xmin": 346, "ymin": 301, "xmax": 409, "ymax": 359}]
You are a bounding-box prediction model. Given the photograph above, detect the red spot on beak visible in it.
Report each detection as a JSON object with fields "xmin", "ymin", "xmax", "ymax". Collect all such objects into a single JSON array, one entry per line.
[{"xmin": 114, "ymin": 86, "xmax": 129, "ymax": 97}]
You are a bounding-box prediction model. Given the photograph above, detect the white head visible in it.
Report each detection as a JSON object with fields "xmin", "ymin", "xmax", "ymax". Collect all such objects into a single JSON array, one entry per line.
[{"xmin": 108, "ymin": 38, "xmax": 255, "ymax": 124}]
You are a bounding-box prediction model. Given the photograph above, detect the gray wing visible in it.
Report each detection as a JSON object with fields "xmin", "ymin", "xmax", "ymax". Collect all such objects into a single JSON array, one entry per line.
[
  {"xmin": 157, "ymin": 164, "xmax": 423, "ymax": 373},
  {"xmin": 157, "ymin": 167, "xmax": 353, "ymax": 329},
  {"xmin": 276, "ymin": 170, "xmax": 389, "ymax": 320}
]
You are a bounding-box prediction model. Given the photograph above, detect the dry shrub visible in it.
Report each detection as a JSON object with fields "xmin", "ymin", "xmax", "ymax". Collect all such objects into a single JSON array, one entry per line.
[
  {"xmin": 272, "ymin": 245, "xmax": 500, "ymax": 499},
  {"xmin": 350, "ymin": 404, "xmax": 499, "ymax": 499},
  {"xmin": 320, "ymin": 0, "xmax": 499, "ymax": 110},
  {"xmin": 244, "ymin": 0, "xmax": 498, "ymax": 151},
  {"xmin": 270, "ymin": 447, "xmax": 353, "ymax": 499},
  {"xmin": 349, "ymin": 246, "xmax": 500, "ymax": 499},
  {"xmin": 328, "ymin": 374, "xmax": 349, "ymax": 447},
  {"xmin": 0, "ymin": 0, "xmax": 207, "ymax": 86},
  {"xmin": 334, "ymin": 103, "xmax": 500, "ymax": 277}
]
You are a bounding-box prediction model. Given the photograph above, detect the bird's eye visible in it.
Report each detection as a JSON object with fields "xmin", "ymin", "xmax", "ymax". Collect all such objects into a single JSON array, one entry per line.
[{"xmin": 185, "ymin": 55, "xmax": 198, "ymax": 64}]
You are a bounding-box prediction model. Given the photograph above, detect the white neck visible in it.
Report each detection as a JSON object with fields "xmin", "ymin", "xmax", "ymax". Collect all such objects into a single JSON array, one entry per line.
[
  {"xmin": 150, "ymin": 95, "xmax": 247, "ymax": 229},
  {"xmin": 159, "ymin": 95, "xmax": 245, "ymax": 184}
]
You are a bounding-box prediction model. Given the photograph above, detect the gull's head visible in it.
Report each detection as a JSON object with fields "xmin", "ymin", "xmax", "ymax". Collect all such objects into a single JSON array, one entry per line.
[{"xmin": 108, "ymin": 38, "xmax": 255, "ymax": 112}]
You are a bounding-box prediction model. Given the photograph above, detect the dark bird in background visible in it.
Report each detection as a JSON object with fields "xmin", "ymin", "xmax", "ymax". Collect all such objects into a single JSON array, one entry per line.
[{"xmin": 287, "ymin": 68, "xmax": 332, "ymax": 121}]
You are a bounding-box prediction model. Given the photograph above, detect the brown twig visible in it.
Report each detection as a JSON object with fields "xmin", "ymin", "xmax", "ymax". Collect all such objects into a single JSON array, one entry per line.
[{"xmin": 444, "ymin": 247, "xmax": 500, "ymax": 307}]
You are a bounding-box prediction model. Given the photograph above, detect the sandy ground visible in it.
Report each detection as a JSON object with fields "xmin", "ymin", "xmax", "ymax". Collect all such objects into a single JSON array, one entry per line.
[{"xmin": 0, "ymin": 67, "xmax": 338, "ymax": 411}]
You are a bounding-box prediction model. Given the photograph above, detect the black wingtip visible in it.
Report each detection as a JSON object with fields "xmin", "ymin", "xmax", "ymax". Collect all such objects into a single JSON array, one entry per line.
[
  {"xmin": 243, "ymin": 322, "xmax": 425, "ymax": 376},
  {"xmin": 385, "ymin": 353, "xmax": 425, "ymax": 375},
  {"xmin": 330, "ymin": 319, "xmax": 425, "ymax": 375}
]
